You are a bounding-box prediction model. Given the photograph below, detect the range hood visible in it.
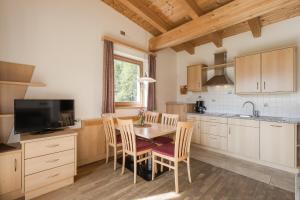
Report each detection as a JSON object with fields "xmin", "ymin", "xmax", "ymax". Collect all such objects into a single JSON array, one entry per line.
[{"xmin": 204, "ymin": 52, "xmax": 233, "ymax": 86}]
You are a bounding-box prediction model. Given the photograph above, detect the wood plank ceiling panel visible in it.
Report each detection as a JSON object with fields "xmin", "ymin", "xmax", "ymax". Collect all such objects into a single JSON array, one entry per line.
[
  {"xmin": 102, "ymin": 0, "xmax": 300, "ymax": 52},
  {"xmin": 172, "ymin": 3, "xmax": 300, "ymax": 52},
  {"xmin": 149, "ymin": 0, "xmax": 300, "ymax": 51}
]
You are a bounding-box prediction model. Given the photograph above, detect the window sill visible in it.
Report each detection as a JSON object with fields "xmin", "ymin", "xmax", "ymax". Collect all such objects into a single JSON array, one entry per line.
[{"xmin": 115, "ymin": 105, "xmax": 146, "ymax": 109}]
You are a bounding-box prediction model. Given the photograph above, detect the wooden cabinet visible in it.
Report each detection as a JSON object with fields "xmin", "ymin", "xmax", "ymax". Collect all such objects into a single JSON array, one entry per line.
[
  {"xmin": 166, "ymin": 102, "xmax": 187, "ymax": 121},
  {"xmin": 261, "ymin": 47, "xmax": 296, "ymax": 92},
  {"xmin": 187, "ymin": 64, "xmax": 207, "ymax": 92},
  {"xmin": 21, "ymin": 130, "xmax": 77, "ymax": 200},
  {"xmin": 235, "ymin": 47, "xmax": 296, "ymax": 94},
  {"xmin": 260, "ymin": 121, "xmax": 296, "ymax": 168},
  {"xmin": 228, "ymin": 121, "xmax": 259, "ymax": 160},
  {"xmin": 199, "ymin": 117, "xmax": 228, "ymax": 151},
  {"xmin": 200, "ymin": 134, "xmax": 227, "ymax": 151},
  {"xmin": 0, "ymin": 151, "xmax": 21, "ymax": 195},
  {"xmin": 187, "ymin": 115, "xmax": 200, "ymax": 144},
  {"xmin": 235, "ymin": 54, "xmax": 261, "ymax": 93}
]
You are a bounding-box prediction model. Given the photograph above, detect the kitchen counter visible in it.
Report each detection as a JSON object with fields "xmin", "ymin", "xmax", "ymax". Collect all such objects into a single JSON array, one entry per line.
[{"xmin": 188, "ymin": 112, "xmax": 300, "ymax": 124}]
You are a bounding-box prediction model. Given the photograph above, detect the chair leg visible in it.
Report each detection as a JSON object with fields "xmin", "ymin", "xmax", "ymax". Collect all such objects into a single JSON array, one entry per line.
[
  {"xmin": 187, "ymin": 157, "xmax": 192, "ymax": 183},
  {"xmin": 152, "ymin": 154, "xmax": 155, "ymax": 181},
  {"xmin": 121, "ymin": 152, "xmax": 125, "ymax": 175},
  {"xmin": 106, "ymin": 145, "xmax": 109, "ymax": 164},
  {"xmin": 134, "ymin": 156, "xmax": 137, "ymax": 184},
  {"xmin": 174, "ymin": 161, "xmax": 179, "ymax": 193},
  {"xmin": 160, "ymin": 158, "xmax": 164, "ymax": 172},
  {"xmin": 113, "ymin": 146, "xmax": 117, "ymax": 171},
  {"xmin": 169, "ymin": 160, "xmax": 171, "ymax": 171}
]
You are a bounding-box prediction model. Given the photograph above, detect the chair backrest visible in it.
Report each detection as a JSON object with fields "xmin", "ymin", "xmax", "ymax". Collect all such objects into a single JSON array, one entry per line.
[
  {"xmin": 174, "ymin": 122, "xmax": 193, "ymax": 159},
  {"xmin": 102, "ymin": 116, "xmax": 117, "ymax": 145},
  {"xmin": 145, "ymin": 111, "xmax": 159, "ymax": 123},
  {"xmin": 161, "ymin": 113, "xmax": 179, "ymax": 127},
  {"xmin": 117, "ymin": 119, "xmax": 136, "ymax": 154}
]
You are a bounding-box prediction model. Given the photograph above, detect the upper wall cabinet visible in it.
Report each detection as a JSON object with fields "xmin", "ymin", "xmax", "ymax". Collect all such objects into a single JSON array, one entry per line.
[
  {"xmin": 187, "ymin": 64, "xmax": 207, "ymax": 92},
  {"xmin": 235, "ymin": 54, "xmax": 261, "ymax": 93},
  {"xmin": 261, "ymin": 47, "xmax": 296, "ymax": 92},
  {"xmin": 235, "ymin": 47, "xmax": 296, "ymax": 94}
]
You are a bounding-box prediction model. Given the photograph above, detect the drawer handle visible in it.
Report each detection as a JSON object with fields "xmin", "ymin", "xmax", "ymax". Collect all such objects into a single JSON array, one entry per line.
[
  {"xmin": 46, "ymin": 159, "xmax": 60, "ymax": 163},
  {"xmin": 46, "ymin": 144, "xmax": 60, "ymax": 148},
  {"xmin": 14, "ymin": 158, "xmax": 17, "ymax": 172},
  {"xmin": 48, "ymin": 173, "xmax": 60, "ymax": 178},
  {"xmin": 270, "ymin": 125, "xmax": 282, "ymax": 128},
  {"xmin": 208, "ymin": 137, "xmax": 217, "ymax": 140}
]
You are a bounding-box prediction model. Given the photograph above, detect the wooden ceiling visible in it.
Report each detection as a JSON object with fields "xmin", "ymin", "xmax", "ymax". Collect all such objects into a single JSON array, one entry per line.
[{"xmin": 102, "ymin": 0, "xmax": 300, "ymax": 54}]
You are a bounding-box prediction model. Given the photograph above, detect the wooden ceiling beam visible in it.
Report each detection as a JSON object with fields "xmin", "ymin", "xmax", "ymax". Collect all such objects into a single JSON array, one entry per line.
[
  {"xmin": 248, "ymin": 17, "xmax": 262, "ymax": 38},
  {"xmin": 118, "ymin": 0, "xmax": 171, "ymax": 33},
  {"xmin": 209, "ymin": 31, "xmax": 223, "ymax": 47},
  {"xmin": 179, "ymin": 0, "xmax": 204, "ymax": 19},
  {"xmin": 149, "ymin": 0, "xmax": 298, "ymax": 51}
]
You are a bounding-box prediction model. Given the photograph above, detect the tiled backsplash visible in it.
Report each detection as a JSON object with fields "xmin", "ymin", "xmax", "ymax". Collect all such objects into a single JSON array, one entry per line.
[{"xmin": 180, "ymin": 85, "xmax": 300, "ymax": 118}]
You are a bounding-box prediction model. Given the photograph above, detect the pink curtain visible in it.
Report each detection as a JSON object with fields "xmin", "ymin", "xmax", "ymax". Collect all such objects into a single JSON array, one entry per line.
[
  {"xmin": 102, "ymin": 40, "xmax": 115, "ymax": 113},
  {"xmin": 147, "ymin": 54, "xmax": 156, "ymax": 111}
]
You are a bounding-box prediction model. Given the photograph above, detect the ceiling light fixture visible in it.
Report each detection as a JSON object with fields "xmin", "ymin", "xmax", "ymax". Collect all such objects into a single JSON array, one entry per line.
[{"xmin": 139, "ymin": 72, "xmax": 156, "ymax": 83}]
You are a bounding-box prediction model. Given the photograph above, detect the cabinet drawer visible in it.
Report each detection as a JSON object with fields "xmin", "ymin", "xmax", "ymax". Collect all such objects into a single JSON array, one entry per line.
[
  {"xmin": 201, "ymin": 116, "xmax": 227, "ymax": 124},
  {"xmin": 228, "ymin": 118, "xmax": 259, "ymax": 127},
  {"xmin": 24, "ymin": 136, "xmax": 75, "ymax": 159},
  {"xmin": 25, "ymin": 150, "xmax": 75, "ymax": 175},
  {"xmin": 200, "ymin": 122, "xmax": 227, "ymax": 137},
  {"xmin": 25, "ymin": 163, "xmax": 75, "ymax": 192},
  {"xmin": 201, "ymin": 134, "xmax": 227, "ymax": 151}
]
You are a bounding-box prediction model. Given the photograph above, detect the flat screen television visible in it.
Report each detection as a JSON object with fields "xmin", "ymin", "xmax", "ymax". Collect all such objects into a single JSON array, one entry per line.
[{"xmin": 14, "ymin": 99, "xmax": 75, "ymax": 134}]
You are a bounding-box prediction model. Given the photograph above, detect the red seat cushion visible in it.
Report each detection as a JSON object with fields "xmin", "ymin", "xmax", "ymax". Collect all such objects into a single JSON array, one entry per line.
[
  {"xmin": 153, "ymin": 136, "xmax": 173, "ymax": 144},
  {"xmin": 136, "ymin": 139, "xmax": 156, "ymax": 152},
  {"xmin": 152, "ymin": 143, "xmax": 174, "ymax": 157},
  {"xmin": 116, "ymin": 134, "xmax": 122, "ymax": 144}
]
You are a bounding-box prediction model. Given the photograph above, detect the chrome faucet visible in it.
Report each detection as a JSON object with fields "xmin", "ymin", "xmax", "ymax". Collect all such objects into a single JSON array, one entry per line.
[{"xmin": 242, "ymin": 101, "xmax": 259, "ymax": 117}]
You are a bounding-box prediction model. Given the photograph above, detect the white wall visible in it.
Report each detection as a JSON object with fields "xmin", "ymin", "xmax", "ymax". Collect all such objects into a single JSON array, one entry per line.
[
  {"xmin": 156, "ymin": 48, "xmax": 178, "ymax": 112},
  {"xmin": 177, "ymin": 17, "xmax": 300, "ymax": 118},
  {"xmin": 0, "ymin": 0, "xmax": 177, "ymax": 119}
]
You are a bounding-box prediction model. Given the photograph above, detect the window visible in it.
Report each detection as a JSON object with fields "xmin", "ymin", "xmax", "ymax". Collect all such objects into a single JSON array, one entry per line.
[{"xmin": 114, "ymin": 55, "xmax": 143, "ymax": 107}]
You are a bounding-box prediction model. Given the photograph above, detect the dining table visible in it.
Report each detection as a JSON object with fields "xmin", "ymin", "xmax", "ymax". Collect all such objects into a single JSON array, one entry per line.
[{"xmin": 115, "ymin": 122, "xmax": 177, "ymax": 181}]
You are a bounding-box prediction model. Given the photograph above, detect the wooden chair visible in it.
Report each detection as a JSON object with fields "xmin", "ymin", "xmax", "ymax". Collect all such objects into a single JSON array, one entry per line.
[
  {"xmin": 144, "ymin": 111, "xmax": 159, "ymax": 123},
  {"xmin": 117, "ymin": 119, "xmax": 156, "ymax": 184},
  {"xmin": 153, "ymin": 113, "xmax": 179, "ymax": 145},
  {"xmin": 161, "ymin": 113, "xmax": 179, "ymax": 127},
  {"xmin": 152, "ymin": 121, "xmax": 194, "ymax": 193},
  {"xmin": 102, "ymin": 115, "xmax": 122, "ymax": 171}
]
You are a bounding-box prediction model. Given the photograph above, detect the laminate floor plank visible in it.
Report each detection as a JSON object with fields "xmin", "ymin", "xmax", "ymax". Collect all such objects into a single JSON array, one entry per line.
[{"xmin": 33, "ymin": 157, "xmax": 293, "ymax": 200}]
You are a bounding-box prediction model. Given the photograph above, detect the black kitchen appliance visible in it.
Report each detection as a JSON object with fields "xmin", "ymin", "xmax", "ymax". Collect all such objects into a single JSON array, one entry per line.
[{"xmin": 194, "ymin": 100, "xmax": 206, "ymax": 114}]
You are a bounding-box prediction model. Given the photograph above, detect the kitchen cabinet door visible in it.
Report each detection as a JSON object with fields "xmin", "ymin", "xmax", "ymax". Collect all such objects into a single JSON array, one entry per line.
[
  {"xmin": 0, "ymin": 152, "xmax": 22, "ymax": 195},
  {"xmin": 228, "ymin": 125, "xmax": 259, "ymax": 160},
  {"xmin": 261, "ymin": 47, "xmax": 296, "ymax": 92},
  {"xmin": 235, "ymin": 54, "xmax": 261, "ymax": 93},
  {"xmin": 260, "ymin": 121, "xmax": 295, "ymax": 167},
  {"xmin": 187, "ymin": 65, "xmax": 207, "ymax": 92},
  {"xmin": 188, "ymin": 116, "xmax": 200, "ymax": 144}
]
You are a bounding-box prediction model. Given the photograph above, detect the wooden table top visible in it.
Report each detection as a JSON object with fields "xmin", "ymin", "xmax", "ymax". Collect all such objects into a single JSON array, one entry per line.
[{"xmin": 116, "ymin": 123, "xmax": 176, "ymax": 139}]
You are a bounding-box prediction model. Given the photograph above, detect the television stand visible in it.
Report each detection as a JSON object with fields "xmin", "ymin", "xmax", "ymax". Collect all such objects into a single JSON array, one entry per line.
[
  {"xmin": 30, "ymin": 128, "xmax": 66, "ymax": 135},
  {"xmin": 0, "ymin": 143, "xmax": 17, "ymax": 152}
]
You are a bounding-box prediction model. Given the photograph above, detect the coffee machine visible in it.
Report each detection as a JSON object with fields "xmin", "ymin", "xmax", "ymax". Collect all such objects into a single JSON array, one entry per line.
[{"xmin": 194, "ymin": 100, "xmax": 206, "ymax": 114}]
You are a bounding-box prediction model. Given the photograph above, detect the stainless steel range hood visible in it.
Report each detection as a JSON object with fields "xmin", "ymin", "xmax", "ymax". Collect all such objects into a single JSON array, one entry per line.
[{"xmin": 204, "ymin": 52, "xmax": 233, "ymax": 86}]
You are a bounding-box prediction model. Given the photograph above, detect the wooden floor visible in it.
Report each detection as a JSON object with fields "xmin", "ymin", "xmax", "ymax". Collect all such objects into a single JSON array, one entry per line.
[
  {"xmin": 33, "ymin": 158, "xmax": 294, "ymax": 200},
  {"xmin": 191, "ymin": 145, "xmax": 295, "ymax": 192}
]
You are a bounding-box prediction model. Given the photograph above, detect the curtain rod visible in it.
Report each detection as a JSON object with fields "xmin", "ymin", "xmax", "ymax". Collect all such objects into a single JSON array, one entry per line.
[{"xmin": 102, "ymin": 35, "xmax": 155, "ymax": 55}]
